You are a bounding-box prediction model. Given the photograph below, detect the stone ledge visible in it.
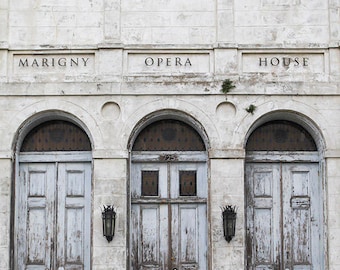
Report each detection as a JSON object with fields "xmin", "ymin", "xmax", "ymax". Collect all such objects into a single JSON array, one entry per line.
[
  {"xmin": 325, "ymin": 149, "xmax": 340, "ymax": 158},
  {"xmin": 92, "ymin": 149, "xmax": 129, "ymax": 159},
  {"xmin": 4, "ymin": 42, "xmax": 338, "ymax": 51},
  {"xmin": 209, "ymin": 149, "xmax": 245, "ymax": 159}
]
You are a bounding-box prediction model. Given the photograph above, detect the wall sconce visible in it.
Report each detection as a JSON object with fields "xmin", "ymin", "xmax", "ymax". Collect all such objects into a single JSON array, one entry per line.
[
  {"xmin": 102, "ymin": 205, "xmax": 116, "ymax": 242},
  {"xmin": 222, "ymin": 205, "xmax": 237, "ymax": 242}
]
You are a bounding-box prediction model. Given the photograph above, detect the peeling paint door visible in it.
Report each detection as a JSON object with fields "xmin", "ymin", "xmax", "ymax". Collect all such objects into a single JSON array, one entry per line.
[
  {"xmin": 131, "ymin": 161, "xmax": 207, "ymax": 270},
  {"xmin": 246, "ymin": 162, "xmax": 323, "ymax": 270},
  {"xmin": 15, "ymin": 161, "xmax": 91, "ymax": 270}
]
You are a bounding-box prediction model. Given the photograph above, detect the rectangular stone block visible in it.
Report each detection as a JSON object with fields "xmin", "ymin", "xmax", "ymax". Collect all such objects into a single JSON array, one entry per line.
[
  {"xmin": 127, "ymin": 52, "xmax": 211, "ymax": 74},
  {"xmin": 93, "ymin": 159, "xmax": 127, "ymax": 179},
  {"xmin": 261, "ymin": 0, "xmax": 327, "ymax": 9},
  {"xmin": 103, "ymin": 10, "xmax": 121, "ymax": 40},
  {"xmin": 328, "ymin": 228, "xmax": 340, "ymax": 266},
  {"xmin": 54, "ymin": 12, "xmax": 77, "ymax": 26},
  {"xmin": 12, "ymin": 53, "xmax": 95, "ymax": 76},
  {"xmin": 0, "ymin": 195, "xmax": 10, "ymax": 213},
  {"xmin": 77, "ymin": 0, "xmax": 104, "ymax": 11},
  {"xmin": 215, "ymin": 49, "xmax": 238, "ymax": 74},
  {"xmin": 0, "ymin": 11, "xmax": 8, "ymax": 41},
  {"xmin": 235, "ymin": 25, "xmax": 328, "ymax": 44},
  {"xmin": 235, "ymin": 10, "xmax": 327, "ymax": 26},
  {"xmin": 121, "ymin": 27, "xmax": 152, "ymax": 43},
  {"xmin": 76, "ymin": 12, "xmax": 102, "ymax": 27},
  {"xmin": 0, "ymin": 224, "xmax": 9, "ymax": 246},
  {"xmin": 189, "ymin": 27, "xmax": 216, "ymax": 44},
  {"xmin": 242, "ymin": 52, "xmax": 325, "ymax": 74},
  {"xmin": 327, "ymin": 159, "xmax": 340, "ymax": 177},
  {"xmin": 234, "ymin": 0, "xmax": 262, "ymax": 10},
  {"xmin": 217, "ymin": 10, "xmax": 235, "ymax": 42},
  {"xmin": 122, "ymin": 0, "xmax": 213, "ymax": 12},
  {"xmin": 93, "ymin": 178, "xmax": 126, "ymax": 197},
  {"xmin": 211, "ymin": 159, "xmax": 244, "ymax": 178},
  {"xmin": 98, "ymin": 49, "xmax": 123, "ymax": 75},
  {"xmin": 123, "ymin": 11, "xmax": 214, "ymax": 28},
  {"xmin": 217, "ymin": 0, "xmax": 234, "ymax": 10},
  {"xmin": 103, "ymin": 0, "xmax": 120, "ymax": 11},
  {"xmin": 93, "ymin": 247, "xmax": 126, "ymax": 268},
  {"xmin": 73, "ymin": 27, "xmax": 103, "ymax": 44},
  {"xmin": 9, "ymin": 26, "xmax": 57, "ymax": 44},
  {"xmin": 151, "ymin": 26, "xmax": 189, "ymax": 43},
  {"xmin": 0, "ymin": 247, "xmax": 9, "ymax": 268},
  {"xmin": 0, "ymin": 51, "xmax": 7, "ymax": 78}
]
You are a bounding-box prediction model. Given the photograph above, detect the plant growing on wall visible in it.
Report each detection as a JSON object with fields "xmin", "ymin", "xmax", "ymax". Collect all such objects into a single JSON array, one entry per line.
[
  {"xmin": 245, "ymin": 104, "xmax": 256, "ymax": 115},
  {"xmin": 220, "ymin": 79, "xmax": 235, "ymax": 94}
]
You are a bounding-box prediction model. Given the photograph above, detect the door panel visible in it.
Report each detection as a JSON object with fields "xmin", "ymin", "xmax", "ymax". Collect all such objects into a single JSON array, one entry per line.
[
  {"xmin": 131, "ymin": 163, "xmax": 168, "ymax": 199},
  {"xmin": 131, "ymin": 204, "xmax": 168, "ymax": 270},
  {"xmin": 16, "ymin": 162, "xmax": 91, "ymax": 270},
  {"xmin": 141, "ymin": 207, "xmax": 160, "ymax": 265},
  {"xmin": 17, "ymin": 163, "xmax": 55, "ymax": 270},
  {"xmin": 282, "ymin": 164, "xmax": 319, "ymax": 270},
  {"xmin": 246, "ymin": 164, "xmax": 281, "ymax": 269},
  {"xmin": 246, "ymin": 162, "xmax": 322, "ymax": 270},
  {"xmin": 131, "ymin": 161, "xmax": 207, "ymax": 270},
  {"xmin": 171, "ymin": 204, "xmax": 206, "ymax": 270},
  {"xmin": 57, "ymin": 163, "xmax": 91, "ymax": 270}
]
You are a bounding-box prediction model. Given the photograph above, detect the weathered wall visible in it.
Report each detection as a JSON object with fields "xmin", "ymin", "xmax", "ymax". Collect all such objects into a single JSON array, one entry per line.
[{"xmin": 0, "ymin": 0, "xmax": 339, "ymax": 269}]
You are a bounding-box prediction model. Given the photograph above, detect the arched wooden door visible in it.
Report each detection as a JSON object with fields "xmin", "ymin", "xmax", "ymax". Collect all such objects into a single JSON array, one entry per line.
[
  {"xmin": 245, "ymin": 120, "xmax": 324, "ymax": 270},
  {"xmin": 130, "ymin": 119, "xmax": 208, "ymax": 270},
  {"xmin": 14, "ymin": 120, "xmax": 92, "ymax": 270}
]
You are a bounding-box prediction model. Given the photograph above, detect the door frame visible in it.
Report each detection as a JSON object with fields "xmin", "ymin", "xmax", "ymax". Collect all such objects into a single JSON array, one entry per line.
[
  {"xmin": 245, "ymin": 151, "xmax": 325, "ymax": 269},
  {"xmin": 244, "ymin": 112, "xmax": 328, "ymax": 269},
  {"xmin": 10, "ymin": 113, "xmax": 94, "ymax": 270},
  {"xmin": 14, "ymin": 151, "xmax": 93, "ymax": 270},
  {"xmin": 127, "ymin": 112, "xmax": 211, "ymax": 270},
  {"xmin": 130, "ymin": 152, "xmax": 208, "ymax": 269}
]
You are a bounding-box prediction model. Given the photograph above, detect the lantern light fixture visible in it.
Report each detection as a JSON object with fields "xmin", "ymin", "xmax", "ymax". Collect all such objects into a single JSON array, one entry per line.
[
  {"xmin": 101, "ymin": 205, "xmax": 116, "ymax": 242},
  {"xmin": 222, "ymin": 205, "xmax": 237, "ymax": 242}
]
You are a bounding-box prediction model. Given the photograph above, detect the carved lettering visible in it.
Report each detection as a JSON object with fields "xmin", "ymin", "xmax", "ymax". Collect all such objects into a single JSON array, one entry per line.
[
  {"xmin": 270, "ymin": 57, "xmax": 280, "ymax": 66},
  {"xmin": 58, "ymin": 58, "xmax": 66, "ymax": 67},
  {"xmin": 42, "ymin": 58, "xmax": 49, "ymax": 67},
  {"xmin": 258, "ymin": 57, "xmax": 309, "ymax": 67},
  {"xmin": 259, "ymin": 57, "xmax": 268, "ymax": 66},
  {"xmin": 157, "ymin": 58, "xmax": 163, "ymax": 66},
  {"xmin": 184, "ymin": 58, "xmax": 192, "ymax": 66},
  {"xmin": 144, "ymin": 57, "xmax": 192, "ymax": 67},
  {"xmin": 282, "ymin": 57, "xmax": 291, "ymax": 66},
  {"xmin": 82, "ymin": 57, "xmax": 89, "ymax": 66},
  {"xmin": 70, "ymin": 58, "xmax": 78, "ymax": 66},
  {"xmin": 303, "ymin": 57, "xmax": 308, "ymax": 66},
  {"xmin": 18, "ymin": 59, "xmax": 28, "ymax": 67},
  {"xmin": 31, "ymin": 59, "xmax": 39, "ymax": 67},
  {"xmin": 145, "ymin": 57, "xmax": 154, "ymax": 66},
  {"xmin": 243, "ymin": 53, "xmax": 323, "ymax": 74},
  {"xmin": 17, "ymin": 57, "xmax": 92, "ymax": 68}
]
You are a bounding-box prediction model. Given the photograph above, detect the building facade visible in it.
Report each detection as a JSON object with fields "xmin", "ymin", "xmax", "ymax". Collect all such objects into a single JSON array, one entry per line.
[{"xmin": 0, "ymin": 0, "xmax": 339, "ymax": 269}]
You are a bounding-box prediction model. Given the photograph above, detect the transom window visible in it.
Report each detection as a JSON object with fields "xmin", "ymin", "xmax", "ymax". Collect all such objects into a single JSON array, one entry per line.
[
  {"xmin": 246, "ymin": 120, "xmax": 317, "ymax": 151},
  {"xmin": 132, "ymin": 119, "xmax": 205, "ymax": 151},
  {"xmin": 21, "ymin": 120, "xmax": 91, "ymax": 152}
]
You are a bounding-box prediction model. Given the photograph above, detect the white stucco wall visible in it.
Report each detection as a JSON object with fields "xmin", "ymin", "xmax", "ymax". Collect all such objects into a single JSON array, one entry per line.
[{"xmin": 0, "ymin": 0, "xmax": 339, "ymax": 269}]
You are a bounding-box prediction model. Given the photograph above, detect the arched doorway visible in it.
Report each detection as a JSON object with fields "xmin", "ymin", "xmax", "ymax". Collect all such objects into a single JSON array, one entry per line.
[
  {"xmin": 245, "ymin": 120, "xmax": 324, "ymax": 269},
  {"xmin": 129, "ymin": 118, "xmax": 208, "ymax": 270},
  {"xmin": 14, "ymin": 120, "xmax": 92, "ymax": 270}
]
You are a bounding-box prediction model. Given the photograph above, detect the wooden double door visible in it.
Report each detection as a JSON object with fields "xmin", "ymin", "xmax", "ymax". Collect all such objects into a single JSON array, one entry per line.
[
  {"xmin": 246, "ymin": 162, "xmax": 323, "ymax": 270},
  {"xmin": 15, "ymin": 159, "xmax": 91, "ymax": 270},
  {"xmin": 130, "ymin": 160, "xmax": 208, "ymax": 270}
]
